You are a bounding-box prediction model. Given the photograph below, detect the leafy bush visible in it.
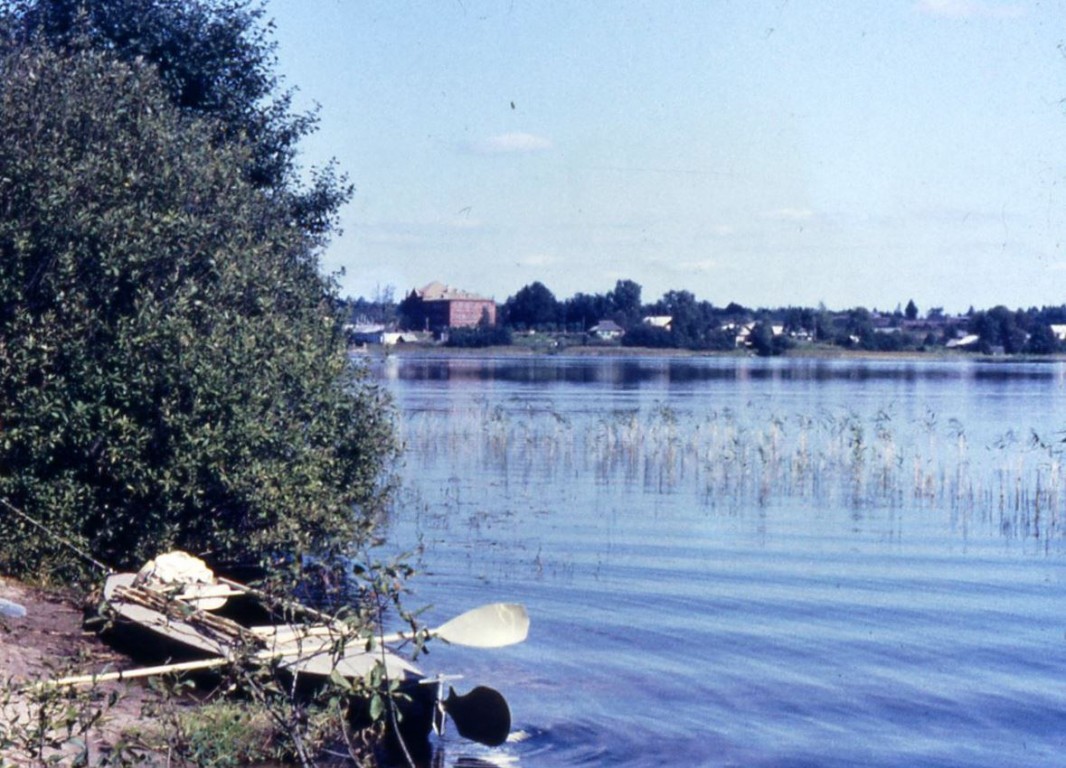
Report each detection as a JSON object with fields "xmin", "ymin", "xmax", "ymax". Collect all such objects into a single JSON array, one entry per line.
[
  {"xmin": 0, "ymin": 45, "xmax": 396, "ymax": 582},
  {"xmin": 444, "ymin": 326, "xmax": 513, "ymax": 348},
  {"xmin": 621, "ymin": 324, "xmax": 676, "ymax": 349}
]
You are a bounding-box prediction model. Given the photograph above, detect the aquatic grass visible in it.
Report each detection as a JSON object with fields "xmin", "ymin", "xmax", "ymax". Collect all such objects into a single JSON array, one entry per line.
[{"xmin": 396, "ymin": 400, "xmax": 1065, "ymax": 542}]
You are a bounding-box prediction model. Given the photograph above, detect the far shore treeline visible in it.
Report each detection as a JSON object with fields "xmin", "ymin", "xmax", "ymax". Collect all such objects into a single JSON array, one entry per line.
[{"xmin": 344, "ymin": 280, "xmax": 1066, "ymax": 356}]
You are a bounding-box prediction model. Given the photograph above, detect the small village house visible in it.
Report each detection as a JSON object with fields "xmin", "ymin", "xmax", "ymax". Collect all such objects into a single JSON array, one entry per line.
[
  {"xmin": 642, "ymin": 315, "xmax": 673, "ymax": 331},
  {"xmin": 590, "ymin": 319, "xmax": 624, "ymax": 341}
]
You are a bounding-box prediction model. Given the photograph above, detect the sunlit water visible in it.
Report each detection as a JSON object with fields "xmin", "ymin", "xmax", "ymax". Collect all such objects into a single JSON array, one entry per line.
[{"xmin": 369, "ymin": 354, "xmax": 1066, "ymax": 767}]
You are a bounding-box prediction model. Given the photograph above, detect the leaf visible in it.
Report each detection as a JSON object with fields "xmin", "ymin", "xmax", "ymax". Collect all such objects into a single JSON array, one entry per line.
[{"xmin": 368, "ymin": 693, "xmax": 385, "ymax": 722}]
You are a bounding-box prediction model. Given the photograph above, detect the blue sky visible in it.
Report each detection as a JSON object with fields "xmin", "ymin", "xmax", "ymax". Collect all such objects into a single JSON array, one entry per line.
[{"xmin": 267, "ymin": 0, "xmax": 1066, "ymax": 313}]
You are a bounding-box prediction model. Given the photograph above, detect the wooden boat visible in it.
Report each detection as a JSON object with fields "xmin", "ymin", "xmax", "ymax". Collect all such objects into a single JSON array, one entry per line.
[
  {"xmin": 100, "ymin": 571, "xmax": 423, "ymax": 682},
  {"xmin": 88, "ymin": 559, "xmax": 528, "ymax": 756}
]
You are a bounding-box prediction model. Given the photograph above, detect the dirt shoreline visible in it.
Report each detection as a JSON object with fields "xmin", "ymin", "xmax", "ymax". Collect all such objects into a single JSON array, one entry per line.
[{"xmin": 0, "ymin": 576, "xmax": 156, "ymax": 760}]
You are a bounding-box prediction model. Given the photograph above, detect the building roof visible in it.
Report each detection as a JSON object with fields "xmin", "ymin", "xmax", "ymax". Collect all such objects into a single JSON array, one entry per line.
[
  {"xmin": 417, "ymin": 282, "xmax": 492, "ymax": 302},
  {"xmin": 642, "ymin": 315, "xmax": 673, "ymax": 329},
  {"xmin": 591, "ymin": 319, "xmax": 624, "ymax": 334}
]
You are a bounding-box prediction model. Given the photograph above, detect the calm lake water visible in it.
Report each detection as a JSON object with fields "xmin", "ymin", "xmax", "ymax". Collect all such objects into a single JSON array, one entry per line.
[{"xmin": 368, "ymin": 354, "xmax": 1066, "ymax": 768}]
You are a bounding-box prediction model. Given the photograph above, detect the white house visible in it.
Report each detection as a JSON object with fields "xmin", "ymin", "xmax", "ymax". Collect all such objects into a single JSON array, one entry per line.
[
  {"xmin": 590, "ymin": 320, "xmax": 625, "ymax": 340},
  {"xmin": 642, "ymin": 315, "xmax": 672, "ymax": 331}
]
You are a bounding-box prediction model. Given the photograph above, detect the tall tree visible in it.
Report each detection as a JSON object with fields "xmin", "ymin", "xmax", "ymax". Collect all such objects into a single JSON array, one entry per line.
[
  {"xmin": 608, "ymin": 279, "xmax": 642, "ymax": 326},
  {"xmin": 0, "ymin": 0, "xmax": 348, "ymax": 237},
  {"xmin": 656, "ymin": 290, "xmax": 700, "ymax": 343},
  {"xmin": 503, "ymin": 281, "xmax": 560, "ymax": 329},
  {"xmin": 564, "ymin": 291, "xmax": 610, "ymax": 332},
  {"xmin": 0, "ymin": 44, "xmax": 394, "ymax": 582}
]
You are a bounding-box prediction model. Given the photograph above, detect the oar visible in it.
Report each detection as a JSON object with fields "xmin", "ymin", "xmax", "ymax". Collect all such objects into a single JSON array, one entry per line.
[
  {"xmin": 40, "ymin": 654, "xmax": 247, "ymax": 687},
  {"xmin": 218, "ymin": 577, "xmax": 529, "ymax": 649},
  {"xmin": 43, "ymin": 603, "xmax": 529, "ymax": 687},
  {"xmin": 381, "ymin": 602, "xmax": 529, "ymax": 648},
  {"xmin": 256, "ymin": 602, "xmax": 529, "ymax": 649}
]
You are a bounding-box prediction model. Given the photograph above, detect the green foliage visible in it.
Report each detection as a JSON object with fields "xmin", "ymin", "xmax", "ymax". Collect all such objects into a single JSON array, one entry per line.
[
  {"xmin": 1025, "ymin": 323, "xmax": 1060, "ymax": 354},
  {"xmin": 0, "ymin": 44, "xmax": 396, "ymax": 581},
  {"xmin": 0, "ymin": 0, "xmax": 348, "ymax": 236},
  {"xmin": 395, "ymin": 289, "xmax": 426, "ymax": 332},
  {"xmin": 607, "ymin": 279, "xmax": 642, "ymax": 327},
  {"xmin": 143, "ymin": 694, "xmax": 286, "ymax": 768},
  {"xmin": 620, "ymin": 324, "xmax": 675, "ymax": 349},
  {"xmin": 502, "ymin": 281, "xmax": 560, "ymax": 330},
  {"xmin": 444, "ymin": 325, "xmax": 513, "ymax": 348},
  {"xmin": 969, "ymin": 305, "xmax": 1030, "ymax": 354},
  {"xmin": 748, "ymin": 322, "xmax": 776, "ymax": 357}
]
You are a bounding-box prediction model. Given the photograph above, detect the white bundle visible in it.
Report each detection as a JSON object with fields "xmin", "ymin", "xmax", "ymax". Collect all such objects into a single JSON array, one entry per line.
[{"xmin": 135, "ymin": 551, "xmax": 229, "ymax": 610}]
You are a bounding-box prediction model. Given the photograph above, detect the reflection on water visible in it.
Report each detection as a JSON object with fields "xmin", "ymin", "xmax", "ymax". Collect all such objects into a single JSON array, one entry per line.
[
  {"xmin": 373, "ymin": 354, "xmax": 1066, "ymax": 768},
  {"xmin": 377, "ymin": 353, "xmax": 1066, "ymax": 388}
]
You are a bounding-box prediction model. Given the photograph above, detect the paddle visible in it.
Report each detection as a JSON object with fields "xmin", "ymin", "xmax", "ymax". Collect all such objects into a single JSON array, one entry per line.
[
  {"xmin": 443, "ymin": 685, "xmax": 512, "ymax": 747},
  {"xmin": 42, "ymin": 655, "xmax": 250, "ymax": 687},
  {"xmin": 381, "ymin": 602, "xmax": 529, "ymax": 648},
  {"xmin": 220, "ymin": 577, "xmax": 529, "ymax": 649},
  {"xmin": 45, "ymin": 602, "xmax": 529, "ymax": 687}
]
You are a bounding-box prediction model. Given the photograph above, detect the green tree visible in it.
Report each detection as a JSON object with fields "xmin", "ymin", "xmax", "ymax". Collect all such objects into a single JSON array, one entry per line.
[
  {"xmin": 608, "ymin": 279, "xmax": 642, "ymax": 327},
  {"xmin": 503, "ymin": 281, "xmax": 560, "ymax": 330},
  {"xmin": 1025, "ymin": 323, "xmax": 1059, "ymax": 355},
  {"xmin": 970, "ymin": 306, "xmax": 1026, "ymax": 354},
  {"xmin": 655, "ymin": 290, "xmax": 700, "ymax": 343},
  {"xmin": 0, "ymin": 45, "xmax": 395, "ymax": 582},
  {"xmin": 0, "ymin": 0, "xmax": 347, "ymax": 236},
  {"xmin": 748, "ymin": 322, "xmax": 776, "ymax": 357},
  {"xmin": 564, "ymin": 291, "xmax": 610, "ymax": 332},
  {"xmin": 396, "ymin": 289, "xmax": 427, "ymax": 331}
]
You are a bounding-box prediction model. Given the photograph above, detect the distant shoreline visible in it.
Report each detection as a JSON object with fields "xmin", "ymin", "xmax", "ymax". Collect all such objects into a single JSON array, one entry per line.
[{"xmin": 353, "ymin": 343, "xmax": 1066, "ymax": 364}]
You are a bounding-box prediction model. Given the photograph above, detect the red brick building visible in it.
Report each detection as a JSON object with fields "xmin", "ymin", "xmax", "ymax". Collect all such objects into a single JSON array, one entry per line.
[{"xmin": 407, "ymin": 282, "xmax": 497, "ymax": 330}]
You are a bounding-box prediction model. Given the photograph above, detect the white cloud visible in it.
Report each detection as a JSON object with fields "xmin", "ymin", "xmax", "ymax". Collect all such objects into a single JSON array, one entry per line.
[
  {"xmin": 471, "ymin": 132, "xmax": 554, "ymax": 155},
  {"xmin": 915, "ymin": 0, "xmax": 1025, "ymax": 19},
  {"xmin": 515, "ymin": 252, "xmax": 560, "ymax": 268},
  {"xmin": 763, "ymin": 207, "xmax": 815, "ymax": 222}
]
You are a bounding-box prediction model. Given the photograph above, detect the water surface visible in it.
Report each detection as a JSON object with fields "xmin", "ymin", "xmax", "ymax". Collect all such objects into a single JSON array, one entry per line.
[{"xmin": 371, "ymin": 354, "xmax": 1066, "ymax": 767}]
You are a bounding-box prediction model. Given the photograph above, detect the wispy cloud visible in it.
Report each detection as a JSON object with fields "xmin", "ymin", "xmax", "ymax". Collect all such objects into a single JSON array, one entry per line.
[
  {"xmin": 469, "ymin": 132, "xmax": 554, "ymax": 155},
  {"xmin": 515, "ymin": 252, "xmax": 560, "ymax": 268},
  {"xmin": 763, "ymin": 207, "xmax": 815, "ymax": 222},
  {"xmin": 915, "ymin": 0, "xmax": 1026, "ymax": 19}
]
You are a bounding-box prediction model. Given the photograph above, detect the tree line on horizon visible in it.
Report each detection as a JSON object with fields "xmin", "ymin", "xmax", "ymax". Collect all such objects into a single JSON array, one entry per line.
[{"xmin": 345, "ymin": 279, "xmax": 1066, "ymax": 356}]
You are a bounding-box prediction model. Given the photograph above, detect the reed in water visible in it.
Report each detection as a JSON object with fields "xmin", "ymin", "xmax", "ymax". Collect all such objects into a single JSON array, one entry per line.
[{"xmin": 401, "ymin": 401, "xmax": 1064, "ymax": 541}]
